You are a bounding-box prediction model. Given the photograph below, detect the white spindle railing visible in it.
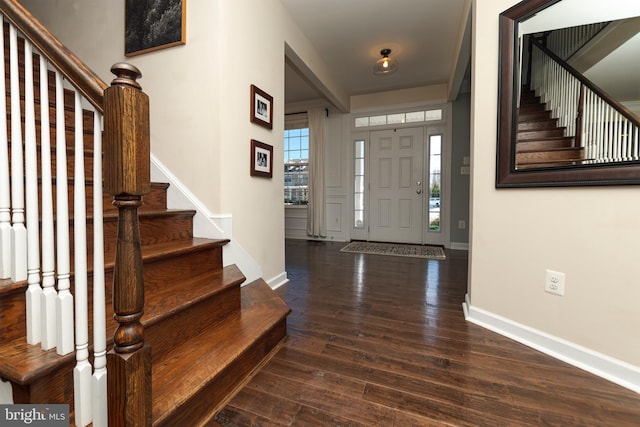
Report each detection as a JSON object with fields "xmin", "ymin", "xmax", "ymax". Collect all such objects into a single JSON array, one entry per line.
[
  {"xmin": 545, "ymin": 22, "xmax": 609, "ymax": 61},
  {"xmin": 582, "ymin": 88, "xmax": 640, "ymax": 164},
  {"xmin": 24, "ymin": 39, "xmax": 42, "ymax": 345},
  {"xmin": 1, "ymin": 16, "xmax": 107, "ymax": 426},
  {"xmin": 529, "ymin": 41, "xmax": 640, "ymax": 164},
  {"xmin": 73, "ymin": 91, "xmax": 92, "ymax": 427},
  {"xmin": 530, "ymin": 45, "xmax": 580, "ymax": 136},
  {"xmin": 55, "ymin": 70, "xmax": 74, "ymax": 357},
  {"xmin": 9, "ymin": 24, "xmax": 26, "ymax": 283},
  {"xmin": 0, "ymin": 24, "xmax": 10, "ymax": 280},
  {"xmin": 92, "ymin": 111, "xmax": 107, "ymax": 427},
  {"xmin": 40, "ymin": 54, "xmax": 57, "ymax": 351}
]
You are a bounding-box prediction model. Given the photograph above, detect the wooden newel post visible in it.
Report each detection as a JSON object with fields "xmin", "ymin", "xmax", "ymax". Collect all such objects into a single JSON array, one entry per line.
[{"xmin": 104, "ymin": 62, "xmax": 152, "ymax": 427}]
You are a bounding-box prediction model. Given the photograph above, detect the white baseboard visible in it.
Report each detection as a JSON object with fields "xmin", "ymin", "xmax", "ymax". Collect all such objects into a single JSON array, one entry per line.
[
  {"xmin": 463, "ymin": 294, "xmax": 640, "ymax": 394},
  {"xmin": 449, "ymin": 242, "xmax": 469, "ymax": 251},
  {"xmin": 0, "ymin": 378, "xmax": 13, "ymax": 404},
  {"xmin": 267, "ymin": 272, "xmax": 289, "ymax": 290}
]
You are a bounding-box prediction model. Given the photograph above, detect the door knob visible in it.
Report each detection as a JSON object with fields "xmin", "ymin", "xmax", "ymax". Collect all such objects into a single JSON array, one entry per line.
[{"xmin": 416, "ymin": 188, "xmax": 422, "ymax": 194}]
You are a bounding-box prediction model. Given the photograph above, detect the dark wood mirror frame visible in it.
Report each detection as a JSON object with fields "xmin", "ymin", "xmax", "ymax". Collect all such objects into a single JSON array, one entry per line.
[{"xmin": 496, "ymin": 0, "xmax": 640, "ymax": 187}]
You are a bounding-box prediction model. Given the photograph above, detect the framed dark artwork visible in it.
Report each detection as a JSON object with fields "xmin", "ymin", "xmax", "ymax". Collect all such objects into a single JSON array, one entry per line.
[
  {"xmin": 250, "ymin": 140, "xmax": 273, "ymax": 178},
  {"xmin": 250, "ymin": 85, "xmax": 273, "ymax": 129},
  {"xmin": 496, "ymin": 0, "xmax": 640, "ymax": 187},
  {"xmin": 125, "ymin": 0, "xmax": 186, "ymax": 57}
]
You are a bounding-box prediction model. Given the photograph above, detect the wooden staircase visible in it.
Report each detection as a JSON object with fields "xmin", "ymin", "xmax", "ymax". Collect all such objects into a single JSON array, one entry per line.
[
  {"xmin": 0, "ymin": 20, "xmax": 289, "ymax": 426},
  {"xmin": 516, "ymin": 87, "xmax": 586, "ymax": 169}
]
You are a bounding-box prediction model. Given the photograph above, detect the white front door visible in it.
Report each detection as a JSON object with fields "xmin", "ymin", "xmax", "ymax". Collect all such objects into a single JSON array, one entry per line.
[{"xmin": 369, "ymin": 127, "xmax": 424, "ymax": 243}]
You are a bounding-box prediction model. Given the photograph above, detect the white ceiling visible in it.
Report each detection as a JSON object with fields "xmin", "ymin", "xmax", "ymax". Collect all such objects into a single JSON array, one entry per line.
[{"xmin": 281, "ymin": 0, "xmax": 469, "ymax": 106}]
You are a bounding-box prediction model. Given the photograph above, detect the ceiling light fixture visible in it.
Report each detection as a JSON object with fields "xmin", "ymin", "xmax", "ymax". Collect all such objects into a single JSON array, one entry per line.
[{"xmin": 373, "ymin": 48, "xmax": 398, "ymax": 76}]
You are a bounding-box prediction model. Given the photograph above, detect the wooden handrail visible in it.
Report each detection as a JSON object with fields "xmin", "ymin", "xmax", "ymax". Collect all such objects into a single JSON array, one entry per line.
[
  {"xmin": 0, "ymin": 0, "xmax": 107, "ymax": 111},
  {"xmin": 531, "ymin": 38, "xmax": 640, "ymax": 128}
]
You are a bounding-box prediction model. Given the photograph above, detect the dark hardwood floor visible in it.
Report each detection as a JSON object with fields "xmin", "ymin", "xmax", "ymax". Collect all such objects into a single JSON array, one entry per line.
[{"xmin": 210, "ymin": 239, "xmax": 640, "ymax": 426}]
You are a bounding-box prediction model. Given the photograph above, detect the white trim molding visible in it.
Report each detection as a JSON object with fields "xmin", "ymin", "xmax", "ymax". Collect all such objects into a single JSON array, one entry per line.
[
  {"xmin": 463, "ymin": 294, "xmax": 640, "ymax": 394},
  {"xmin": 268, "ymin": 272, "xmax": 289, "ymax": 290},
  {"xmin": 449, "ymin": 242, "xmax": 469, "ymax": 251},
  {"xmin": 150, "ymin": 154, "xmax": 286, "ymax": 286},
  {"xmin": 0, "ymin": 378, "xmax": 13, "ymax": 403}
]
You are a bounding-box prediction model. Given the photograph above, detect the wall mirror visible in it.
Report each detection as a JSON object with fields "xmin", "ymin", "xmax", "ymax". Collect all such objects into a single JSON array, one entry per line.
[{"xmin": 496, "ymin": 0, "xmax": 640, "ymax": 187}]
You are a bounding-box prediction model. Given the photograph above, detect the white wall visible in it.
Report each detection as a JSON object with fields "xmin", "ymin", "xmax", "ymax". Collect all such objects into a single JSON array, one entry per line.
[
  {"xmin": 470, "ymin": 0, "xmax": 640, "ymax": 373},
  {"xmin": 20, "ymin": 0, "xmax": 336, "ymax": 284}
]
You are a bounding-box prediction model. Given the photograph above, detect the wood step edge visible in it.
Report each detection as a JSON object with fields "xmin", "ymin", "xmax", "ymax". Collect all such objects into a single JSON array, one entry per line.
[
  {"xmin": 0, "ymin": 238, "xmax": 229, "ymax": 297},
  {"xmin": 517, "ymin": 127, "xmax": 566, "ymax": 134},
  {"xmin": 517, "ymin": 147, "xmax": 584, "ymax": 154},
  {"xmin": 517, "ymin": 136, "xmax": 574, "ymax": 143},
  {"xmin": 143, "ymin": 264, "xmax": 246, "ymax": 330},
  {"xmin": 517, "ymin": 158, "xmax": 591, "ymax": 167},
  {"xmin": 100, "ymin": 209, "xmax": 196, "ymax": 221},
  {"xmin": 0, "ymin": 263, "xmax": 242, "ymax": 385},
  {"xmin": 151, "ymin": 279, "xmax": 290, "ymax": 426}
]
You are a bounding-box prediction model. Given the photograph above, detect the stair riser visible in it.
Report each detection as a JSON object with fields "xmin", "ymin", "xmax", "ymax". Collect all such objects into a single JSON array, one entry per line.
[
  {"xmin": 7, "ymin": 122, "xmax": 96, "ymax": 156},
  {"xmin": 8, "ymin": 146, "xmax": 94, "ymax": 185},
  {"xmin": 18, "ymin": 181, "xmax": 168, "ymax": 217},
  {"xmin": 516, "ymin": 148, "xmax": 585, "ymax": 163},
  {"xmin": 146, "ymin": 286, "xmax": 241, "ymax": 364},
  {"xmin": 156, "ymin": 319, "xmax": 287, "ymax": 427},
  {"xmin": 519, "ymin": 103, "xmax": 546, "ymax": 114},
  {"xmin": 101, "ymin": 214, "xmax": 194, "ymax": 260},
  {"xmin": 518, "ymin": 110, "xmax": 551, "ymax": 121},
  {"xmin": 0, "ymin": 244, "xmax": 222, "ymax": 342},
  {"xmin": 11, "ymin": 360, "xmax": 75, "ymax": 414},
  {"xmin": 0, "ymin": 287, "xmax": 27, "ymax": 342},
  {"xmin": 517, "ymin": 140, "xmax": 573, "ymax": 151},
  {"xmin": 518, "ymin": 128, "xmax": 566, "ymax": 139},
  {"xmin": 142, "ymin": 246, "xmax": 223, "ymax": 287},
  {"xmin": 5, "ymin": 95, "xmax": 95, "ymax": 138},
  {"xmin": 518, "ymin": 119, "xmax": 559, "ymax": 131}
]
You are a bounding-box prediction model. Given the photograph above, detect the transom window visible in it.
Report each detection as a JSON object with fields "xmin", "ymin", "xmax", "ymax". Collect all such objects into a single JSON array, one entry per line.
[{"xmin": 355, "ymin": 108, "xmax": 442, "ymax": 128}]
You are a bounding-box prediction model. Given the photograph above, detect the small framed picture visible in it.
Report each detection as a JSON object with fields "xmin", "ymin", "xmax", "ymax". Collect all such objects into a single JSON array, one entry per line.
[
  {"xmin": 250, "ymin": 85, "xmax": 273, "ymax": 129},
  {"xmin": 250, "ymin": 139, "xmax": 273, "ymax": 178},
  {"xmin": 125, "ymin": 0, "xmax": 186, "ymax": 57}
]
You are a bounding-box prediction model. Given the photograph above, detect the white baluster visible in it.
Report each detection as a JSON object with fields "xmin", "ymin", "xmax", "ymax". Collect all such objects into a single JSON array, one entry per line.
[
  {"xmin": 92, "ymin": 112, "xmax": 107, "ymax": 427},
  {"xmin": 55, "ymin": 71, "xmax": 74, "ymax": 356},
  {"xmin": 73, "ymin": 91, "xmax": 93, "ymax": 427},
  {"xmin": 0, "ymin": 22, "xmax": 10, "ymax": 279},
  {"xmin": 40, "ymin": 55, "xmax": 57, "ymax": 350},
  {"xmin": 633, "ymin": 126, "xmax": 640, "ymax": 160},
  {"xmin": 24, "ymin": 40, "xmax": 42, "ymax": 345},
  {"xmin": 9, "ymin": 25, "xmax": 26, "ymax": 282}
]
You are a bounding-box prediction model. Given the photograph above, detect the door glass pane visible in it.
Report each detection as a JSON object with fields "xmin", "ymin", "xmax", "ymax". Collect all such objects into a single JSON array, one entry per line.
[
  {"xmin": 428, "ymin": 134, "xmax": 442, "ymax": 232},
  {"xmin": 354, "ymin": 140, "xmax": 365, "ymax": 228}
]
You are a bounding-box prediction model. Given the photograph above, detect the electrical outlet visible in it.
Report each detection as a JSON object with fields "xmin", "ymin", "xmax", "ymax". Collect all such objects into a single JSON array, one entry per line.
[
  {"xmin": 458, "ymin": 220, "xmax": 466, "ymax": 229},
  {"xmin": 545, "ymin": 270, "xmax": 565, "ymax": 296}
]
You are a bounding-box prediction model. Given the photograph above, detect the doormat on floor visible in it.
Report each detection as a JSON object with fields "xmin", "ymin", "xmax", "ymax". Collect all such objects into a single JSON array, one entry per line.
[{"xmin": 340, "ymin": 241, "xmax": 446, "ymax": 260}]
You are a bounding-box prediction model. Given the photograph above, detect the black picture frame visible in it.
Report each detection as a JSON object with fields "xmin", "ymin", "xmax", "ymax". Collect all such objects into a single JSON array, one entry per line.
[{"xmin": 125, "ymin": 0, "xmax": 186, "ymax": 57}]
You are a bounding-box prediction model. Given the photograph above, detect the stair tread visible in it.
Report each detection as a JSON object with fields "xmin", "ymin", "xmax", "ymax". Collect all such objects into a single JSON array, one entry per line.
[
  {"xmin": 517, "ymin": 158, "xmax": 590, "ymax": 168},
  {"xmin": 0, "ymin": 263, "xmax": 243, "ymax": 384},
  {"xmin": 143, "ymin": 264, "xmax": 245, "ymax": 329},
  {"xmin": 0, "ymin": 237, "xmax": 228, "ymax": 294},
  {"xmin": 517, "ymin": 135, "xmax": 574, "ymax": 143},
  {"xmin": 100, "ymin": 208, "xmax": 196, "ymax": 221},
  {"xmin": 151, "ymin": 279, "xmax": 290, "ymax": 425},
  {"xmin": 517, "ymin": 146, "xmax": 583, "ymax": 154}
]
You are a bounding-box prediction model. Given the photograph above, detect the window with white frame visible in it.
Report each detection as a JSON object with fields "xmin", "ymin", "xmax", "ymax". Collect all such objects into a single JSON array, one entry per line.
[{"xmin": 284, "ymin": 127, "xmax": 309, "ymax": 205}]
